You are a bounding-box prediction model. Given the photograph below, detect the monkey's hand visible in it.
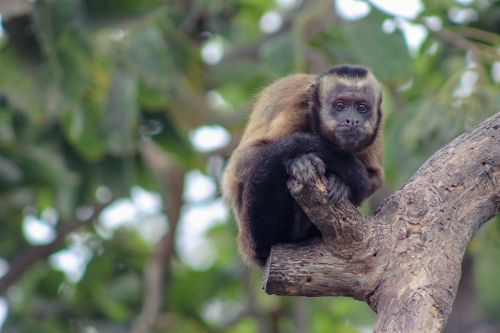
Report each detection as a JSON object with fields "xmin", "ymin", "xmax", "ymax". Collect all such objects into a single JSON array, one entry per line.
[
  {"xmin": 285, "ymin": 153, "xmax": 328, "ymax": 187},
  {"xmin": 326, "ymin": 174, "xmax": 351, "ymax": 205}
]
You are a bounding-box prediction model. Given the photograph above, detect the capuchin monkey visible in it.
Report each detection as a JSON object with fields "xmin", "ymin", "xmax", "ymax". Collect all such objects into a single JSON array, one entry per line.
[{"xmin": 222, "ymin": 65, "xmax": 384, "ymax": 267}]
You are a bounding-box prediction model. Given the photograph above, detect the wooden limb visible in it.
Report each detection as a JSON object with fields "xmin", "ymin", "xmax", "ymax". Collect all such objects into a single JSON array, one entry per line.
[
  {"xmin": 0, "ymin": 203, "xmax": 108, "ymax": 295},
  {"xmin": 264, "ymin": 112, "xmax": 500, "ymax": 332},
  {"xmin": 264, "ymin": 238, "xmax": 382, "ymax": 301},
  {"xmin": 130, "ymin": 141, "xmax": 185, "ymax": 333}
]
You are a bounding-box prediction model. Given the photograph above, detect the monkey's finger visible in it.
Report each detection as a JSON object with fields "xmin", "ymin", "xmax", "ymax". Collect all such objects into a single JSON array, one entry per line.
[
  {"xmin": 304, "ymin": 153, "xmax": 326, "ymax": 176},
  {"xmin": 297, "ymin": 154, "xmax": 327, "ymax": 185},
  {"xmin": 327, "ymin": 175, "xmax": 350, "ymax": 205},
  {"xmin": 285, "ymin": 155, "xmax": 327, "ymax": 188}
]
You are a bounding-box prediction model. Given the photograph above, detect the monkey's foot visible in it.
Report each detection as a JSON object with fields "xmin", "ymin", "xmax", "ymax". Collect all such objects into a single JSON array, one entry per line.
[
  {"xmin": 327, "ymin": 174, "xmax": 350, "ymax": 205},
  {"xmin": 285, "ymin": 153, "xmax": 327, "ymax": 186}
]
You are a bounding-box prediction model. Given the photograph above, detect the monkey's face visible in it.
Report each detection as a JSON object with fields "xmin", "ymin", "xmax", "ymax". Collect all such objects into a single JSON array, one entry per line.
[{"xmin": 314, "ymin": 77, "xmax": 381, "ymax": 152}]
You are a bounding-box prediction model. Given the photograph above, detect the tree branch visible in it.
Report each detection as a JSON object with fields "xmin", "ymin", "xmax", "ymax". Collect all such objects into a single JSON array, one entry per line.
[
  {"xmin": 0, "ymin": 203, "xmax": 108, "ymax": 295},
  {"xmin": 264, "ymin": 112, "xmax": 500, "ymax": 332},
  {"xmin": 130, "ymin": 140, "xmax": 185, "ymax": 333}
]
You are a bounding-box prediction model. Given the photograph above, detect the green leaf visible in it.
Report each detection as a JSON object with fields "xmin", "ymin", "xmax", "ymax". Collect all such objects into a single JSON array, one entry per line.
[
  {"xmin": 62, "ymin": 102, "xmax": 107, "ymax": 161},
  {"xmin": 0, "ymin": 47, "xmax": 47, "ymax": 119},
  {"xmin": 129, "ymin": 27, "xmax": 173, "ymax": 92},
  {"xmin": 341, "ymin": 12, "xmax": 413, "ymax": 81},
  {"xmin": 143, "ymin": 111, "xmax": 196, "ymax": 167},
  {"xmin": 260, "ymin": 33, "xmax": 297, "ymax": 78},
  {"xmin": 83, "ymin": 0, "xmax": 162, "ymax": 20},
  {"xmin": 318, "ymin": 11, "xmax": 413, "ymax": 82},
  {"xmin": 17, "ymin": 145, "xmax": 78, "ymax": 188},
  {"xmin": 104, "ymin": 67, "xmax": 139, "ymax": 155},
  {"xmin": 0, "ymin": 107, "xmax": 15, "ymax": 145},
  {"xmin": 56, "ymin": 29, "xmax": 95, "ymax": 102},
  {"xmin": 0, "ymin": 156, "xmax": 23, "ymax": 184},
  {"xmin": 35, "ymin": 269, "xmax": 66, "ymax": 299}
]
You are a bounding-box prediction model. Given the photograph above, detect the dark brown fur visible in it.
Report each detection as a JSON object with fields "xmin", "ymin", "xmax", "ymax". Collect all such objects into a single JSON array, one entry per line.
[{"xmin": 222, "ymin": 67, "xmax": 384, "ymax": 266}]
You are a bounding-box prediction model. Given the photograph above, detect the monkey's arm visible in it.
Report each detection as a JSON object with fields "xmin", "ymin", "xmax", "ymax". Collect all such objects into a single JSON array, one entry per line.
[
  {"xmin": 222, "ymin": 74, "xmax": 313, "ymax": 209},
  {"xmin": 222, "ymin": 138, "xmax": 292, "ymax": 266},
  {"xmin": 357, "ymin": 128, "xmax": 384, "ymax": 197},
  {"xmin": 223, "ymin": 133, "xmax": 371, "ymax": 266},
  {"xmin": 221, "ymin": 142, "xmax": 269, "ymax": 212}
]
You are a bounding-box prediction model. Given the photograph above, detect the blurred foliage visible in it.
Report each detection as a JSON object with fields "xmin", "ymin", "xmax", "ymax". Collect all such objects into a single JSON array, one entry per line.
[{"xmin": 0, "ymin": 0, "xmax": 499, "ymax": 332}]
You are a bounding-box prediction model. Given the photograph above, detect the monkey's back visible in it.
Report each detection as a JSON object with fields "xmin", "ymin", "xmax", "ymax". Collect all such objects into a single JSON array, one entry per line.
[
  {"xmin": 221, "ymin": 74, "xmax": 316, "ymax": 265},
  {"xmin": 239, "ymin": 73, "xmax": 315, "ymax": 146},
  {"xmin": 222, "ymin": 73, "xmax": 315, "ymax": 204}
]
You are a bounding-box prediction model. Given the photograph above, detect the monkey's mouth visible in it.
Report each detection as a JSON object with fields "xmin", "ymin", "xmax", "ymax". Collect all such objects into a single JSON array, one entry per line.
[
  {"xmin": 335, "ymin": 126, "xmax": 364, "ymax": 138},
  {"xmin": 333, "ymin": 127, "xmax": 368, "ymax": 151}
]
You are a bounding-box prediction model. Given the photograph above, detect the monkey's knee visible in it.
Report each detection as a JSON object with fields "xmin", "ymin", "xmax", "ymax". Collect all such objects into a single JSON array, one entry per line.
[
  {"xmin": 285, "ymin": 153, "xmax": 327, "ymax": 185},
  {"xmin": 327, "ymin": 174, "xmax": 350, "ymax": 205}
]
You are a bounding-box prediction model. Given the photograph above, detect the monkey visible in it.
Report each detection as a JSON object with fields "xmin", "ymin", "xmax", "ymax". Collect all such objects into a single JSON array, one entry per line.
[{"xmin": 222, "ymin": 65, "xmax": 384, "ymax": 267}]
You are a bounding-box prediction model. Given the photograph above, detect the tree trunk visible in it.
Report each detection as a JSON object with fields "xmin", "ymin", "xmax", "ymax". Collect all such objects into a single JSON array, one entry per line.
[{"xmin": 263, "ymin": 112, "xmax": 500, "ymax": 332}]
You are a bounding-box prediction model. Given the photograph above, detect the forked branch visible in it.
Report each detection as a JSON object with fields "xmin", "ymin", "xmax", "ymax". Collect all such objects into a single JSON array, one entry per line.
[{"xmin": 264, "ymin": 112, "xmax": 500, "ymax": 332}]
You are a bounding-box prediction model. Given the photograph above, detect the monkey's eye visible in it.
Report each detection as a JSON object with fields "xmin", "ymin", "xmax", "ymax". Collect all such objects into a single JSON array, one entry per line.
[
  {"xmin": 356, "ymin": 103, "xmax": 369, "ymax": 112},
  {"xmin": 335, "ymin": 101, "xmax": 347, "ymax": 111}
]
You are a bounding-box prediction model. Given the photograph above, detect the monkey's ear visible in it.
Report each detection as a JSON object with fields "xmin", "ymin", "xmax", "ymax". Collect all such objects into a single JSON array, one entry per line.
[
  {"xmin": 377, "ymin": 91, "xmax": 382, "ymax": 110},
  {"xmin": 305, "ymin": 81, "xmax": 322, "ymax": 133},
  {"xmin": 377, "ymin": 92, "xmax": 383, "ymax": 115}
]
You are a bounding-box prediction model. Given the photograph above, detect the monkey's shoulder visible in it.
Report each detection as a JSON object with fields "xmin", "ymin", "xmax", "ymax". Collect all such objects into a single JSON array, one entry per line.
[{"xmin": 241, "ymin": 74, "xmax": 315, "ymax": 145}]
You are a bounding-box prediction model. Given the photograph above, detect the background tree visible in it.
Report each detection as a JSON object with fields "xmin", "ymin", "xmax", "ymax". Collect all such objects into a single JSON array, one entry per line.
[{"xmin": 0, "ymin": 0, "xmax": 498, "ymax": 332}]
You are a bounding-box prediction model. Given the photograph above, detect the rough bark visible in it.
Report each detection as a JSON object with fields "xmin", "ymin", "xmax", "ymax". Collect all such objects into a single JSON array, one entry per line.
[{"xmin": 263, "ymin": 112, "xmax": 500, "ymax": 332}]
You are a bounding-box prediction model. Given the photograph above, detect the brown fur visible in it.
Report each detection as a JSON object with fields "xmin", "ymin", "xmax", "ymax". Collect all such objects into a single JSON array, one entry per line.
[{"xmin": 222, "ymin": 70, "xmax": 384, "ymax": 265}]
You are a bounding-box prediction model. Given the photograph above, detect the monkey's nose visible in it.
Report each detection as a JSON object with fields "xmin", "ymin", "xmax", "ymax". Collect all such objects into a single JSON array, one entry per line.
[{"xmin": 343, "ymin": 118, "xmax": 360, "ymax": 127}]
